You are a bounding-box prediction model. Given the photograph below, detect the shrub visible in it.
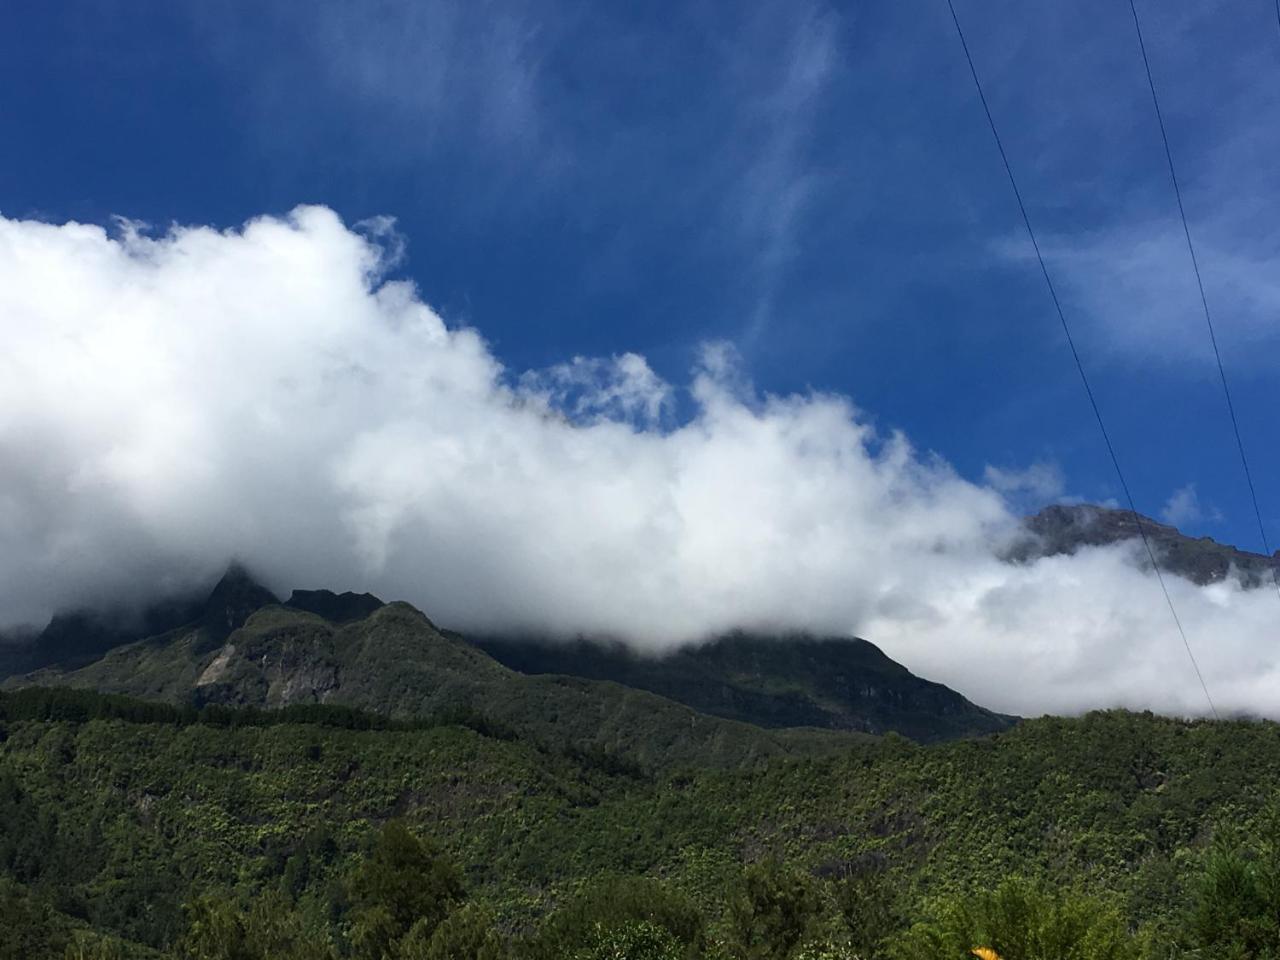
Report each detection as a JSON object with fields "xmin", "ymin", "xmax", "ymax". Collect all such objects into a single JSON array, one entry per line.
[
  {"xmin": 889, "ymin": 877, "xmax": 1142, "ymax": 960},
  {"xmin": 722, "ymin": 859, "xmax": 826, "ymax": 960}
]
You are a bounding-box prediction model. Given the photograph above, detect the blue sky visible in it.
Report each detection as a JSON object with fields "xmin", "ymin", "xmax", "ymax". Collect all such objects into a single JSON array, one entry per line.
[{"xmin": 5, "ymin": 0, "xmax": 1279, "ymax": 550}]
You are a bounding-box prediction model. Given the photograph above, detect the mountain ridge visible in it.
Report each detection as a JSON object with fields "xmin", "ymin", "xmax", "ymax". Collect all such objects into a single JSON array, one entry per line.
[
  {"xmin": 8, "ymin": 599, "xmax": 863, "ymax": 771},
  {"xmin": 4, "ymin": 500, "xmax": 1271, "ymax": 755},
  {"xmin": 472, "ymin": 631, "xmax": 1012, "ymax": 743},
  {"xmin": 1018, "ymin": 502, "xmax": 1279, "ymax": 586}
]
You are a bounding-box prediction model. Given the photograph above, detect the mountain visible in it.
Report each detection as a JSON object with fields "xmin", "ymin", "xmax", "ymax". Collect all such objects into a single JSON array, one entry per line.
[
  {"xmin": 1019, "ymin": 503, "xmax": 1280, "ymax": 586},
  {"xmin": 5, "ymin": 500, "xmax": 1267, "ymax": 754},
  {"xmin": 473, "ymin": 631, "xmax": 1013, "ymax": 743},
  {"xmin": 12, "ymin": 598, "xmax": 858, "ymax": 771},
  {"xmin": 284, "ymin": 588, "xmax": 385, "ymax": 623},
  {"xmin": 0, "ymin": 563, "xmax": 276, "ymax": 678},
  {"xmin": 3, "ymin": 568, "xmax": 1014, "ymax": 749}
]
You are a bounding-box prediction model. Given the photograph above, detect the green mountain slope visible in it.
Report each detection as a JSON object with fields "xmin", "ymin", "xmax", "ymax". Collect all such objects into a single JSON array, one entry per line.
[
  {"xmin": 5, "ymin": 565, "xmax": 1014, "ymax": 747},
  {"xmin": 473, "ymin": 631, "xmax": 1013, "ymax": 742},
  {"xmin": 24, "ymin": 602, "xmax": 855, "ymax": 771}
]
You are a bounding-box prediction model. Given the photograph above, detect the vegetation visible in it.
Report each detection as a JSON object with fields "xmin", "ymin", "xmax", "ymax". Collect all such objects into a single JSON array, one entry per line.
[
  {"xmin": 472, "ymin": 632, "xmax": 1011, "ymax": 742},
  {"xmin": 24, "ymin": 602, "xmax": 857, "ymax": 772},
  {"xmin": 1, "ymin": 687, "xmax": 1279, "ymax": 957}
]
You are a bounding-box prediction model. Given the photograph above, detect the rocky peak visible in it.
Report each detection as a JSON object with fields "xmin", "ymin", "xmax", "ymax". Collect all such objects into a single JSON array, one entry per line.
[
  {"xmin": 284, "ymin": 589, "xmax": 384, "ymax": 624},
  {"xmin": 200, "ymin": 563, "xmax": 279, "ymax": 636},
  {"xmin": 1019, "ymin": 504, "xmax": 1279, "ymax": 587}
]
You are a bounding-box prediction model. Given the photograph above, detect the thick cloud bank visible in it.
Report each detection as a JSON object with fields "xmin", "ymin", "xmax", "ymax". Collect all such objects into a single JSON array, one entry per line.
[{"xmin": 1, "ymin": 206, "xmax": 1275, "ymax": 718}]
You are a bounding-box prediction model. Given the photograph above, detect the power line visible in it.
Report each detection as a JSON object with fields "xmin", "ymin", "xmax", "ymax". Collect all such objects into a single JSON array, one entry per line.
[
  {"xmin": 1126, "ymin": 0, "xmax": 1280, "ymax": 602},
  {"xmin": 943, "ymin": 0, "xmax": 1219, "ymax": 718}
]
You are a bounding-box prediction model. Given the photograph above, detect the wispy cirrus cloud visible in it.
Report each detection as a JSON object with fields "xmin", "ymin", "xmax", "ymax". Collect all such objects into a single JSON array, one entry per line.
[
  {"xmin": 977, "ymin": 0, "xmax": 1280, "ymax": 374},
  {"xmin": 997, "ymin": 220, "xmax": 1280, "ymax": 371},
  {"xmin": 192, "ymin": 0, "xmax": 555, "ymax": 181},
  {"xmin": 728, "ymin": 4, "xmax": 841, "ymax": 345}
]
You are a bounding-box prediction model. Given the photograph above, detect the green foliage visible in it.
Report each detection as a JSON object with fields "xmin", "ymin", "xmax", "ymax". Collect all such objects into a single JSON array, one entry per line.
[
  {"xmin": 2, "ymin": 689, "xmax": 1280, "ymax": 958},
  {"xmin": 572, "ymin": 920, "xmax": 686, "ymax": 960},
  {"xmin": 0, "ymin": 686, "xmax": 476, "ymax": 734},
  {"xmin": 722, "ymin": 859, "xmax": 825, "ymax": 960},
  {"xmin": 530, "ymin": 876, "xmax": 706, "ymax": 960},
  {"xmin": 347, "ymin": 820, "xmax": 466, "ymax": 959},
  {"xmin": 62, "ymin": 933, "xmax": 132, "ymax": 960},
  {"xmin": 790, "ymin": 946, "xmax": 862, "ymax": 960},
  {"xmin": 889, "ymin": 877, "xmax": 1143, "ymax": 960},
  {"xmin": 0, "ymin": 878, "xmax": 70, "ymax": 960},
  {"xmin": 826, "ymin": 859, "xmax": 903, "ymax": 959},
  {"xmin": 178, "ymin": 891, "xmax": 334, "ymax": 960},
  {"xmin": 1187, "ymin": 847, "xmax": 1280, "ymax": 958},
  {"xmin": 418, "ymin": 903, "xmax": 507, "ymax": 960}
]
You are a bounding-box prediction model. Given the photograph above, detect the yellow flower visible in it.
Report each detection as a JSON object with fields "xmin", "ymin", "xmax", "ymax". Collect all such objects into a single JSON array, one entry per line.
[{"xmin": 971, "ymin": 949, "xmax": 1002, "ymax": 960}]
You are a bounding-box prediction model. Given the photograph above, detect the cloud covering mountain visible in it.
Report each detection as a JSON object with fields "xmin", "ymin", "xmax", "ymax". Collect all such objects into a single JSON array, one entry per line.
[{"xmin": 2, "ymin": 206, "xmax": 1276, "ymax": 718}]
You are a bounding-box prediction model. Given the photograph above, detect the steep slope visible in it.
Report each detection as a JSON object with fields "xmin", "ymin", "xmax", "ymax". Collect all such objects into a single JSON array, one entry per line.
[
  {"xmin": 1020, "ymin": 503, "xmax": 1280, "ymax": 586},
  {"xmin": 473, "ymin": 631, "xmax": 1013, "ymax": 743},
  {"xmin": 0, "ymin": 564, "xmax": 277, "ymax": 681},
  {"xmin": 34, "ymin": 602, "xmax": 857, "ymax": 770}
]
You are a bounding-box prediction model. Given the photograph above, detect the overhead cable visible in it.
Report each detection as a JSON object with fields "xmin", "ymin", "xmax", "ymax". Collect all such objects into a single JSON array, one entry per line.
[
  {"xmin": 943, "ymin": 0, "xmax": 1219, "ymax": 718},
  {"xmin": 1126, "ymin": 0, "xmax": 1280, "ymax": 602}
]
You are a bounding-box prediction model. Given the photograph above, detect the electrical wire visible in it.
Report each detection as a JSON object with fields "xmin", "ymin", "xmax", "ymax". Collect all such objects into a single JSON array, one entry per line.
[
  {"xmin": 1126, "ymin": 0, "xmax": 1280, "ymax": 602},
  {"xmin": 944, "ymin": 0, "xmax": 1219, "ymax": 718}
]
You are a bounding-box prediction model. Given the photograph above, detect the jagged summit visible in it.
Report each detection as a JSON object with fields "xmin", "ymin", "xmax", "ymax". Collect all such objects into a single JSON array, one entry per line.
[
  {"xmin": 201, "ymin": 562, "xmax": 279, "ymax": 634},
  {"xmin": 0, "ymin": 562, "xmax": 276, "ymax": 676},
  {"xmin": 285, "ymin": 589, "xmax": 384, "ymax": 623},
  {"xmin": 1019, "ymin": 503, "xmax": 1280, "ymax": 586}
]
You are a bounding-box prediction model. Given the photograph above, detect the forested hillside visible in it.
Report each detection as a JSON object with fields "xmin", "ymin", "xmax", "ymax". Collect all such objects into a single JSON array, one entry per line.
[
  {"xmin": 473, "ymin": 631, "xmax": 1012, "ymax": 742},
  {"xmin": 2, "ymin": 566, "xmax": 1009, "ymax": 750},
  {"xmin": 2, "ymin": 688, "xmax": 1278, "ymax": 958},
  {"xmin": 14, "ymin": 602, "xmax": 853, "ymax": 772}
]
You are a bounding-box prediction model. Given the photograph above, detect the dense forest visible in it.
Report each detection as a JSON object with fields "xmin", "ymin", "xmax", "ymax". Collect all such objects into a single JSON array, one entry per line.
[{"xmin": 1, "ymin": 687, "xmax": 1278, "ymax": 959}]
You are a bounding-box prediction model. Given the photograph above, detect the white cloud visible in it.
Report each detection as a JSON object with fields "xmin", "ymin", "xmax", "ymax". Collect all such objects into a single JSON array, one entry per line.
[
  {"xmin": 983, "ymin": 462, "xmax": 1064, "ymax": 506},
  {"xmin": 1161, "ymin": 483, "xmax": 1218, "ymax": 529},
  {"xmin": 1, "ymin": 206, "xmax": 1277, "ymax": 720},
  {"xmin": 1002, "ymin": 223, "xmax": 1280, "ymax": 370},
  {"xmin": 733, "ymin": 3, "xmax": 840, "ymax": 345},
  {"xmin": 518, "ymin": 353, "xmax": 671, "ymax": 427}
]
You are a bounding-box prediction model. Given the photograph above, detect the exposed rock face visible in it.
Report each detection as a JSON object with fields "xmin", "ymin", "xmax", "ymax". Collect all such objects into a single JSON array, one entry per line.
[
  {"xmin": 1018, "ymin": 504, "xmax": 1280, "ymax": 587},
  {"xmin": 196, "ymin": 644, "xmax": 237, "ymax": 687},
  {"xmin": 192, "ymin": 611, "xmax": 341, "ymax": 708}
]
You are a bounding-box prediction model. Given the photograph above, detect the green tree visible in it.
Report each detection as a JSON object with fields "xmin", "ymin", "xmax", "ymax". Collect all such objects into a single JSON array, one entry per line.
[
  {"xmin": 63, "ymin": 933, "xmax": 127, "ymax": 960},
  {"xmin": 178, "ymin": 891, "xmax": 334, "ymax": 960},
  {"xmin": 573, "ymin": 920, "xmax": 685, "ymax": 960},
  {"xmin": 1188, "ymin": 850, "xmax": 1280, "ymax": 959},
  {"xmin": 827, "ymin": 861, "xmax": 903, "ymax": 959},
  {"xmin": 0, "ymin": 879, "xmax": 70, "ymax": 960},
  {"xmin": 179, "ymin": 895, "xmax": 251, "ymax": 960},
  {"xmin": 889, "ymin": 877, "xmax": 1142, "ymax": 960},
  {"xmin": 397, "ymin": 902, "xmax": 506, "ymax": 960},
  {"xmin": 723, "ymin": 860, "xmax": 826, "ymax": 960},
  {"xmin": 346, "ymin": 820, "xmax": 465, "ymax": 960},
  {"xmin": 530, "ymin": 876, "xmax": 705, "ymax": 960}
]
